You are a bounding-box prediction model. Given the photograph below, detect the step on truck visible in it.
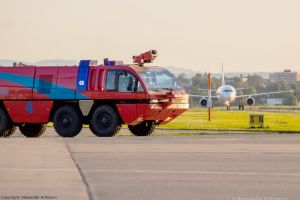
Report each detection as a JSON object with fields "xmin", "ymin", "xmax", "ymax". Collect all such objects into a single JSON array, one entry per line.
[{"xmin": 0, "ymin": 50, "xmax": 189, "ymax": 137}]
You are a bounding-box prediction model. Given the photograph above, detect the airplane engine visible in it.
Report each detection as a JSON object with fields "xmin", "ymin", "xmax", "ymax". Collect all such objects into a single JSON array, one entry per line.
[
  {"xmin": 246, "ymin": 97, "xmax": 255, "ymax": 106},
  {"xmin": 199, "ymin": 98, "xmax": 208, "ymax": 107}
]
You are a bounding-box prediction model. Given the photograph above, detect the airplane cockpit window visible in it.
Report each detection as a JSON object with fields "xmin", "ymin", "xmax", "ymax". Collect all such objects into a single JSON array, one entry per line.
[{"xmin": 223, "ymin": 89, "xmax": 233, "ymax": 92}]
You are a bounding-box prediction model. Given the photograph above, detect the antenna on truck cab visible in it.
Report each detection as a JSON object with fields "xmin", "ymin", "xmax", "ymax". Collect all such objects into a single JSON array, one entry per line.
[{"xmin": 132, "ymin": 49, "xmax": 158, "ymax": 66}]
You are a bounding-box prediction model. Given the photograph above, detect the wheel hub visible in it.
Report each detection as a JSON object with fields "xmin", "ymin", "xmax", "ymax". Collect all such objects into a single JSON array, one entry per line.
[
  {"xmin": 99, "ymin": 114, "xmax": 111, "ymax": 127},
  {"xmin": 61, "ymin": 116, "xmax": 72, "ymax": 127}
]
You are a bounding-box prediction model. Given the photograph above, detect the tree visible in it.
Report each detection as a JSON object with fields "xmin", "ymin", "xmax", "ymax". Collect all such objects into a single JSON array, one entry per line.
[
  {"xmin": 247, "ymin": 75, "xmax": 266, "ymax": 93},
  {"xmin": 177, "ymin": 73, "xmax": 189, "ymax": 85},
  {"xmin": 192, "ymin": 73, "xmax": 207, "ymax": 89},
  {"xmin": 282, "ymin": 94, "xmax": 297, "ymax": 105}
]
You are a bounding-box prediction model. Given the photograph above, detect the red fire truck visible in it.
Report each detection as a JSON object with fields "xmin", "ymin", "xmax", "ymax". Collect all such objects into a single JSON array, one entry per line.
[{"xmin": 0, "ymin": 50, "xmax": 189, "ymax": 137}]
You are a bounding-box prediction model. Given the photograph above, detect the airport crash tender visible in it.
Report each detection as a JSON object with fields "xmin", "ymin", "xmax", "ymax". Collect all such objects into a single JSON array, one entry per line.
[{"xmin": 0, "ymin": 50, "xmax": 189, "ymax": 137}]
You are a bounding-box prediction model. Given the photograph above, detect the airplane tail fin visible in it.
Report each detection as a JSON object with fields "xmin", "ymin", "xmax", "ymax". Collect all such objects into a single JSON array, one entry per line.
[{"xmin": 221, "ymin": 64, "xmax": 225, "ymax": 86}]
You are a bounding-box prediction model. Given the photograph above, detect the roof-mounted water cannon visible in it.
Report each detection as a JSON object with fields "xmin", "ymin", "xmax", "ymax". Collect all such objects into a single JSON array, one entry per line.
[{"xmin": 132, "ymin": 49, "xmax": 158, "ymax": 66}]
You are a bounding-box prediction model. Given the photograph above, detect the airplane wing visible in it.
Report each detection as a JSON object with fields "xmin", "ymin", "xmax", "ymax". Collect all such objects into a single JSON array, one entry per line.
[
  {"xmin": 235, "ymin": 88, "xmax": 248, "ymax": 91},
  {"xmin": 197, "ymin": 89, "xmax": 218, "ymax": 92},
  {"xmin": 236, "ymin": 90, "xmax": 292, "ymax": 98},
  {"xmin": 189, "ymin": 94, "xmax": 219, "ymax": 99}
]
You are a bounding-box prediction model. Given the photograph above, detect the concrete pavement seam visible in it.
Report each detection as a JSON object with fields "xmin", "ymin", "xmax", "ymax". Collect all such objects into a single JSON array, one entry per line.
[
  {"xmin": 64, "ymin": 140, "xmax": 94, "ymax": 200},
  {"xmin": 81, "ymin": 169, "xmax": 300, "ymax": 177}
]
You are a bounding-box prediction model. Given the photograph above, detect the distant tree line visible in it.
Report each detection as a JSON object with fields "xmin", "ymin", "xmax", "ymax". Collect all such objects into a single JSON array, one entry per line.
[{"xmin": 176, "ymin": 73, "xmax": 300, "ymax": 107}]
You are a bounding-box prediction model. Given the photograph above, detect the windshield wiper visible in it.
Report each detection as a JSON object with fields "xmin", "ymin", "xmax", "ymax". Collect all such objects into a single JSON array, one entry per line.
[
  {"xmin": 150, "ymin": 89, "xmax": 162, "ymax": 92},
  {"xmin": 162, "ymin": 88, "xmax": 175, "ymax": 91},
  {"xmin": 150, "ymin": 88, "xmax": 178, "ymax": 92}
]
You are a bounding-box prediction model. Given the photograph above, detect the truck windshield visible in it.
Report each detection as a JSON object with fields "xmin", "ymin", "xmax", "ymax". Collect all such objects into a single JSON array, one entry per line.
[{"xmin": 137, "ymin": 68, "xmax": 183, "ymax": 92}]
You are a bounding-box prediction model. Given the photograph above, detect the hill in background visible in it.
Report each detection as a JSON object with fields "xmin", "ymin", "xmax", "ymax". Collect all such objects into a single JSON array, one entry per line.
[{"xmin": 0, "ymin": 59, "xmax": 270, "ymax": 79}]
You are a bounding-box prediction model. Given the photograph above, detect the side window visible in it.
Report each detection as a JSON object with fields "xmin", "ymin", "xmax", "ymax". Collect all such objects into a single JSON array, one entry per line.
[
  {"xmin": 117, "ymin": 71, "xmax": 137, "ymax": 92},
  {"xmin": 106, "ymin": 70, "xmax": 116, "ymax": 91}
]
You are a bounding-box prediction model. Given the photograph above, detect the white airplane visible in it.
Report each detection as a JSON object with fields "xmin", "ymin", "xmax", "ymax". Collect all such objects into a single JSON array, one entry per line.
[{"xmin": 190, "ymin": 66, "xmax": 292, "ymax": 110}]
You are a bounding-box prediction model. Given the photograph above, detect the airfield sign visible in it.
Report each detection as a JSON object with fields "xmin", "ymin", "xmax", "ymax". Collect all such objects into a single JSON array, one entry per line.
[{"xmin": 249, "ymin": 114, "xmax": 264, "ymax": 128}]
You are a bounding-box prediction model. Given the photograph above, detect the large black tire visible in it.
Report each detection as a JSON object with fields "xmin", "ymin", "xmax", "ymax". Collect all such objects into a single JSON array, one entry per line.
[
  {"xmin": 1, "ymin": 126, "xmax": 17, "ymax": 138},
  {"xmin": 128, "ymin": 121, "xmax": 156, "ymax": 136},
  {"xmin": 19, "ymin": 124, "xmax": 46, "ymax": 137},
  {"xmin": 53, "ymin": 105, "xmax": 83, "ymax": 137},
  {"xmin": 0, "ymin": 107, "xmax": 13, "ymax": 137},
  {"xmin": 90, "ymin": 105, "xmax": 121, "ymax": 137}
]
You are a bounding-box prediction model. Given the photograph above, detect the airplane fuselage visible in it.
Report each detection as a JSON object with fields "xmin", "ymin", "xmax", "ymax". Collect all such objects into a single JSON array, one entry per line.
[{"xmin": 216, "ymin": 85, "xmax": 237, "ymax": 105}]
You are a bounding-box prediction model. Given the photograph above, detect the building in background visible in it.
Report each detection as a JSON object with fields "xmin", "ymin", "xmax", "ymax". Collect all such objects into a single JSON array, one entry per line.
[
  {"xmin": 265, "ymin": 98, "xmax": 283, "ymax": 105},
  {"xmin": 269, "ymin": 69, "xmax": 300, "ymax": 83}
]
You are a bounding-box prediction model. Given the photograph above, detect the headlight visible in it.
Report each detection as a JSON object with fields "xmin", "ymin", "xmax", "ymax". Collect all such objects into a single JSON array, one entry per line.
[
  {"xmin": 150, "ymin": 99, "xmax": 159, "ymax": 103},
  {"xmin": 172, "ymin": 99, "xmax": 189, "ymax": 104},
  {"xmin": 158, "ymin": 99, "xmax": 169, "ymax": 103},
  {"xmin": 150, "ymin": 99, "xmax": 170, "ymax": 103}
]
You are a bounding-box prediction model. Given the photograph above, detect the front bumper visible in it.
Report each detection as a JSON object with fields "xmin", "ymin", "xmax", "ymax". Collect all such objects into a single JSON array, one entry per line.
[{"xmin": 132, "ymin": 103, "xmax": 189, "ymax": 125}]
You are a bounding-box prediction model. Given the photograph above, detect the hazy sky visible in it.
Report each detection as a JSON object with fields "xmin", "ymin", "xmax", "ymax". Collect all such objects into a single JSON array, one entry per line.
[{"xmin": 0, "ymin": 0, "xmax": 299, "ymax": 72}]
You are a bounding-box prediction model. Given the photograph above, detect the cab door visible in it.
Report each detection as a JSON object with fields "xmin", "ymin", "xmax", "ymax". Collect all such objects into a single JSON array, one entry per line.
[{"xmin": 108, "ymin": 70, "xmax": 141, "ymax": 124}]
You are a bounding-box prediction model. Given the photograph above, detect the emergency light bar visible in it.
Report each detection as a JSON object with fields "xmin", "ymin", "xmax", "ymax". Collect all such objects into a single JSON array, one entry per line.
[
  {"xmin": 133, "ymin": 49, "xmax": 157, "ymax": 66},
  {"xmin": 104, "ymin": 58, "xmax": 124, "ymax": 66}
]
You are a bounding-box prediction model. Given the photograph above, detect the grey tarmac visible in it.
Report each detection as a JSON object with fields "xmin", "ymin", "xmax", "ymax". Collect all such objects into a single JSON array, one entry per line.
[{"xmin": 0, "ymin": 128, "xmax": 300, "ymax": 200}]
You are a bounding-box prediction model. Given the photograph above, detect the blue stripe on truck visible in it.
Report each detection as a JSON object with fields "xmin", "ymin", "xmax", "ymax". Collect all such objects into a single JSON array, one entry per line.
[{"xmin": 0, "ymin": 72, "xmax": 88, "ymax": 100}]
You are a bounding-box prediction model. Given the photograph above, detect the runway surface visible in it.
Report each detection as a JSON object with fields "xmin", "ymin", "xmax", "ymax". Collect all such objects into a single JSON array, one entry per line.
[{"xmin": 0, "ymin": 128, "xmax": 300, "ymax": 200}]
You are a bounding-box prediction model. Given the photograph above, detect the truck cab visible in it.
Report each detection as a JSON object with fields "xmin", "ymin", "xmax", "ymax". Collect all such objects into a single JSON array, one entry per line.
[{"xmin": 100, "ymin": 65, "xmax": 188, "ymax": 123}]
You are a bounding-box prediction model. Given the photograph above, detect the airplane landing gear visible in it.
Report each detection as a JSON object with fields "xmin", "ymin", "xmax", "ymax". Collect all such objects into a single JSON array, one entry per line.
[
  {"xmin": 238, "ymin": 105, "xmax": 245, "ymax": 110},
  {"xmin": 226, "ymin": 105, "xmax": 231, "ymax": 110}
]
